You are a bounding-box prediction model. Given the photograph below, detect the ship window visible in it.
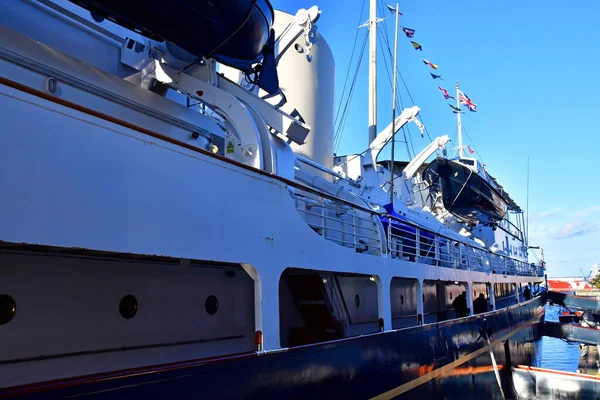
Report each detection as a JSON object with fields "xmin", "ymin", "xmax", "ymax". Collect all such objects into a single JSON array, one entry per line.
[
  {"xmin": 461, "ymin": 159, "xmax": 475, "ymax": 166},
  {"xmin": 400, "ymin": 294, "xmax": 404, "ymax": 305},
  {"xmin": 0, "ymin": 295, "xmax": 16, "ymax": 325},
  {"xmin": 449, "ymin": 293, "xmax": 453, "ymax": 300},
  {"xmin": 205, "ymin": 295, "xmax": 219, "ymax": 315},
  {"xmin": 354, "ymin": 294, "xmax": 361, "ymax": 308},
  {"xmin": 225, "ymin": 270, "xmax": 236, "ymax": 278},
  {"xmin": 119, "ymin": 295, "xmax": 138, "ymax": 319}
]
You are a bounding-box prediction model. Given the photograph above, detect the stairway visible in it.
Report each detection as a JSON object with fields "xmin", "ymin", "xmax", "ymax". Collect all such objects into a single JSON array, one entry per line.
[{"xmin": 285, "ymin": 272, "xmax": 345, "ymax": 346}]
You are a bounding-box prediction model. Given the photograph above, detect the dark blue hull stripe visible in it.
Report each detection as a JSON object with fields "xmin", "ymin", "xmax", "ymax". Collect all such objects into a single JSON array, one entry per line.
[
  {"xmin": 371, "ymin": 316, "xmax": 532, "ymax": 399},
  {"xmin": 0, "ymin": 297, "xmax": 545, "ymax": 399}
]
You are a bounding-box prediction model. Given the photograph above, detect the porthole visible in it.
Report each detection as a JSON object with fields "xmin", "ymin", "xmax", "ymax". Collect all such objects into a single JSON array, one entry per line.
[
  {"xmin": 354, "ymin": 294, "xmax": 360, "ymax": 308},
  {"xmin": 400, "ymin": 294, "xmax": 404, "ymax": 305},
  {"xmin": 205, "ymin": 295, "xmax": 218, "ymax": 315},
  {"xmin": 0, "ymin": 295, "xmax": 16, "ymax": 325},
  {"xmin": 119, "ymin": 295, "xmax": 138, "ymax": 319}
]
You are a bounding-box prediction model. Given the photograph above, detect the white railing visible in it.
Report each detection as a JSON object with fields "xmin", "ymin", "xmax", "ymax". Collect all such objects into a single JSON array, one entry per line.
[
  {"xmin": 289, "ymin": 182, "xmax": 544, "ymax": 277},
  {"xmin": 292, "ymin": 190, "xmax": 383, "ymax": 256},
  {"xmin": 498, "ymin": 219, "xmax": 523, "ymax": 241},
  {"xmin": 385, "ymin": 214, "xmax": 545, "ymax": 277}
]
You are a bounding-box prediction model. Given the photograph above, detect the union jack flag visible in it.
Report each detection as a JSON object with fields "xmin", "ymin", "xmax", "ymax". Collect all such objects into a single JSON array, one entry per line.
[
  {"xmin": 458, "ymin": 90, "xmax": 477, "ymax": 112},
  {"xmin": 438, "ymin": 87, "xmax": 455, "ymax": 100}
]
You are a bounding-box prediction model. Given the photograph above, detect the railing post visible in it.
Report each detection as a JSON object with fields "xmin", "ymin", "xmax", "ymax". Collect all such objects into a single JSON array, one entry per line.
[
  {"xmin": 376, "ymin": 214, "xmax": 384, "ymax": 255},
  {"xmin": 416, "ymin": 228, "xmax": 421, "ymax": 263},
  {"xmin": 320, "ymin": 197, "xmax": 325, "ymax": 238},
  {"xmin": 352, "ymin": 211, "xmax": 357, "ymax": 249},
  {"xmin": 434, "ymin": 236, "xmax": 440, "ymax": 266},
  {"xmin": 387, "ymin": 222, "xmax": 393, "ymax": 258}
]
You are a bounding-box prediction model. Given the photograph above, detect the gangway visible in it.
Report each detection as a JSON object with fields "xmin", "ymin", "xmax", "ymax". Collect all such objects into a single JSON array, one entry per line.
[
  {"xmin": 547, "ymin": 291, "xmax": 600, "ymax": 313},
  {"xmin": 541, "ymin": 321, "xmax": 600, "ymax": 345}
]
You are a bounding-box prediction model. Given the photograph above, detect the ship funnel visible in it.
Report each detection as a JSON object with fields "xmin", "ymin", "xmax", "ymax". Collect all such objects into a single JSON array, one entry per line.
[{"xmin": 270, "ymin": 9, "xmax": 335, "ymax": 178}]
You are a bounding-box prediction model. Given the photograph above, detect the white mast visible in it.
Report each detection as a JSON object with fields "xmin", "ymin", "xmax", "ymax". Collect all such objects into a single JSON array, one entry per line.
[
  {"xmin": 389, "ymin": 3, "xmax": 400, "ymax": 204},
  {"xmin": 456, "ymin": 82, "xmax": 463, "ymax": 158},
  {"xmin": 368, "ymin": 0, "xmax": 378, "ymax": 144}
]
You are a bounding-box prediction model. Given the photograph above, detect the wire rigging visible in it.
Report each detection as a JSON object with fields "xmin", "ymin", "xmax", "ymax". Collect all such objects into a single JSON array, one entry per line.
[
  {"xmin": 334, "ymin": 31, "xmax": 369, "ymax": 152},
  {"xmin": 334, "ymin": 0, "xmax": 367, "ymax": 128},
  {"xmin": 375, "ymin": 23, "xmax": 413, "ymax": 160},
  {"xmin": 462, "ymin": 125, "xmax": 485, "ymax": 165}
]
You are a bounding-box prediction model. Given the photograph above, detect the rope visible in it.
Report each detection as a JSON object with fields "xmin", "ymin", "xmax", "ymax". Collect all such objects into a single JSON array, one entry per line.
[
  {"xmin": 448, "ymin": 168, "xmax": 473, "ymax": 211},
  {"xmin": 462, "ymin": 125, "xmax": 486, "ymax": 165}
]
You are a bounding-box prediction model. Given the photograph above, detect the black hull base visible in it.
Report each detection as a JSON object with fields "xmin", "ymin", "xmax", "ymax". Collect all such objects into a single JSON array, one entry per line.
[{"xmin": 1, "ymin": 298, "xmax": 545, "ymax": 399}]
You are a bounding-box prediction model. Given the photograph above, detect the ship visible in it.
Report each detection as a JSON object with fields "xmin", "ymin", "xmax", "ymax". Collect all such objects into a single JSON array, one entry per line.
[{"xmin": 0, "ymin": 0, "xmax": 545, "ymax": 399}]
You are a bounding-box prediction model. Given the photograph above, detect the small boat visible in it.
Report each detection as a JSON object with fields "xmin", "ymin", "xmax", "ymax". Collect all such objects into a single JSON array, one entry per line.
[
  {"xmin": 558, "ymin": 310, "xmax": 583, "ymax": 324},
  {"xmin": 68, "ymin": 0, "xmax": 275, "ymax": 71},
  {"xmin": 424, "ymin": 157, "xmax": 509, "ymax": 226}
]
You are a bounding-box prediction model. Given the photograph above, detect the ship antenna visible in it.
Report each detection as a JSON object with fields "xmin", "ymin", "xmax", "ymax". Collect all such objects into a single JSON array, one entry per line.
[
  {"xmin": 389, "ymin": 3, "xmax": 400, "ymax": 205},
  {"xmin": 456, "ymin": 82, "xmax": 463, "ymax": 158}
]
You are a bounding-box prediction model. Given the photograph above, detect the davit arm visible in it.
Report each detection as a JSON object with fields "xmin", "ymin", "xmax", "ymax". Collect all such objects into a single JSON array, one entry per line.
[
  {"xmin": 399, "ymin": 135, "xmax": 450, "ymax": 204},
  {"xmin": 363, "ymin": 106, "xmax": 424, "ymax": 169}
]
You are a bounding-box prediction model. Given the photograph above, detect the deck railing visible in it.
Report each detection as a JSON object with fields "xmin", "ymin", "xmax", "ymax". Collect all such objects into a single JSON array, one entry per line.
[
  {"xmin": 498, "ymin": 219, "xmax": 523, "ymax": 241},
  {"xmin": 292, "ymin": 189, "xmax": 383, "ymax": 256},
  {"xmin": 385, "ymin": 213, "xmax": 544, "ymax": 277},
  {"xmin": 289, "ymin": 181, "xmax": 544, "ymax": 277}
]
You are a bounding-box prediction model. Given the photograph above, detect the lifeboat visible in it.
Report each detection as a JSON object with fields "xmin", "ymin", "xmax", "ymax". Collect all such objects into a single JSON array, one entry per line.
[
  {"xmin": 424, "ymin": 157, "xmax": 508, "ymax": 226},
  {"xmin": 69, "ymin": 0, "xmax": 274, "ymax": 71}
]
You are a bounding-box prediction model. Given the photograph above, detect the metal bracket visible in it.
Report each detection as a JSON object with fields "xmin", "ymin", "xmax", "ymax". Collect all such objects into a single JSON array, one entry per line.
[
  {"xmin": 274, "ymin": 6, "xmax": 321, "ymax": 64},
  {"xmin": 119, "ymin": 43, "xmax": 311, "ymax": 145}
]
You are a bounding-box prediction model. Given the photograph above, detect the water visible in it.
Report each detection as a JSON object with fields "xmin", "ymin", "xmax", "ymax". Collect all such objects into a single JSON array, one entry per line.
[{"xmin": 536, "ymin": 304, "xmax": 582, "ymax": 371}]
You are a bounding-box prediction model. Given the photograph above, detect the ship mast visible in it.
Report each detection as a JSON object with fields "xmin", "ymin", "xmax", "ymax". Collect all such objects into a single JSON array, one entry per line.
[
  {"xmin": 368, "ymin": 0, "xmax": 378, "ymax": 144},
  {"xmin": 389, "ymin": 3, "xmax": 400, "ymax": 204},
  {"xmin": 456, "ymin": 82, "xmax": 463, "ymax": 158}
]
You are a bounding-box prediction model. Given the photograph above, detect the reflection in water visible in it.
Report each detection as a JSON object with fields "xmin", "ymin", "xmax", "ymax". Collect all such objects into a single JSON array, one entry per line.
[{"xmin": 536, "ymin": 304, "xmax": 581, "ymax": 372}]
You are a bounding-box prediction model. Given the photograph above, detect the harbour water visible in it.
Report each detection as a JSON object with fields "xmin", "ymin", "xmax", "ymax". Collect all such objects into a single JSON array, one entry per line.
[{"xmin": 537, "ymin": 304, "xmax": 581, "ymax": 371}]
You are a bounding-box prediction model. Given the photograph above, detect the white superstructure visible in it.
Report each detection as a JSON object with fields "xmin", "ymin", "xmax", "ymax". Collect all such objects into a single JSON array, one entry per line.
[{"xmin": 0, "ymin": 0, "xmax": 544, "ymax": 389}]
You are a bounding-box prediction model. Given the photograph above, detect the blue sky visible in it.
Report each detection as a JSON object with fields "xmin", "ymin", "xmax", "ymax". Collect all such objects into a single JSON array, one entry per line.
[{"xmin": 275, "ymin": 0, "xmax": 599, "ymax": 276}]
